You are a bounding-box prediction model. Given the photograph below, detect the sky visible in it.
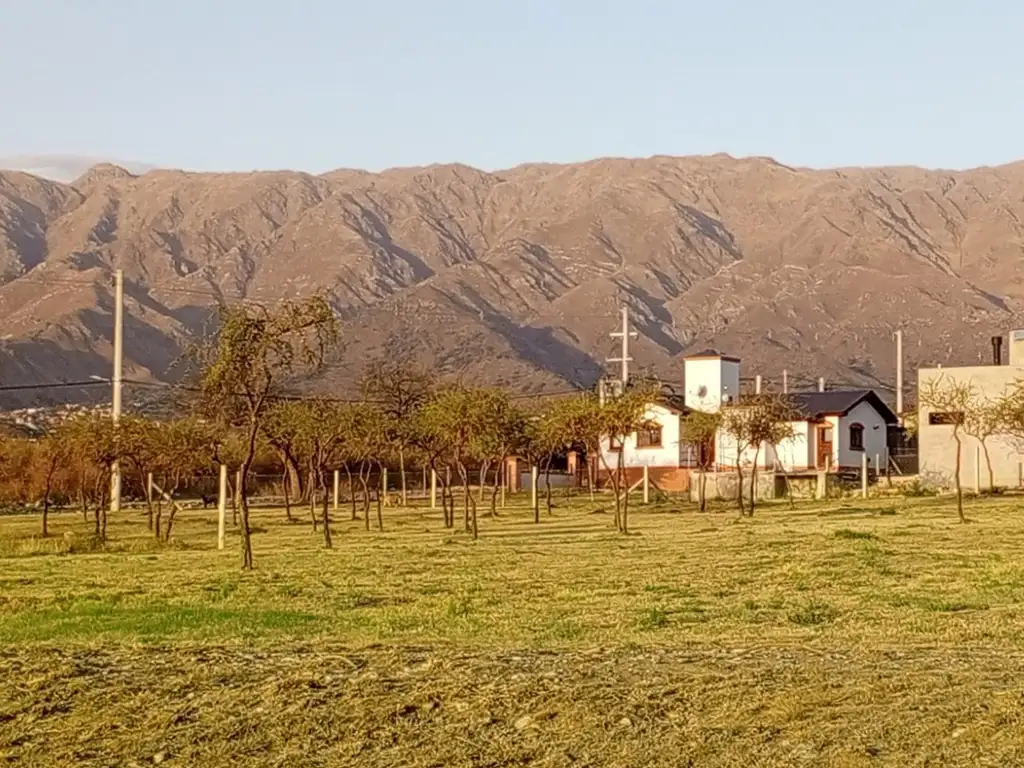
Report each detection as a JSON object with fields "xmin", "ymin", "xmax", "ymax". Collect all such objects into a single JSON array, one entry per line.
[{"xmin": 1, "ymin": 0, "xmax": 1022, "ymax": 175}]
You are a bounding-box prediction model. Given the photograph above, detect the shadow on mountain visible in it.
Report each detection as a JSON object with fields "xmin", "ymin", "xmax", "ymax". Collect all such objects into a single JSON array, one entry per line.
[
  {"xmin": 0, "ymin": 339, "xmax": 112, "ymax": 408},
  {"xmin": 444, "ymin": 286, "xmax": 603, "ymax": 387}
]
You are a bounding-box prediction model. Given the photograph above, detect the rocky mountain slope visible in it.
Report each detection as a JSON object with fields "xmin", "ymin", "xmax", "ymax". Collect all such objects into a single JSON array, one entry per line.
[{"xmin": 1, "ymin": 154, "xmax": 1022, "ymax": 407}]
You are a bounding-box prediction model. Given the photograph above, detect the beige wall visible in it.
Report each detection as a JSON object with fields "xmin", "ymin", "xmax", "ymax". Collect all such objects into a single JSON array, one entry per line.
[{"xmin": 918, "ymin": 365, "xmax": 1024, "ymax": 489}]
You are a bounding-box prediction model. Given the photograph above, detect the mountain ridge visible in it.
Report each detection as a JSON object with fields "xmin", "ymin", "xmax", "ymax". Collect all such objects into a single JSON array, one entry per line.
[{"xmin": 0, "ymin": 153, "xmax": 1022, "ymax": 407}]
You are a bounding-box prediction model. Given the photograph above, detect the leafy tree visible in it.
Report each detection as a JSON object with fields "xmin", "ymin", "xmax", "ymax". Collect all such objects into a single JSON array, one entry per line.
[
  {"xmin": 358, "ymin": 358, "xmax": 433, "ymax": 507},
  {"xmin": 196, "ymin": 295, "xmax": 337, "ymax": 569},
  {"xmin": 919, "ymin": 374, "xmax": 975, "ymax": 522},
  {"xmin": 473, "ymin": 392, "xmax": 527, "ymax": 518},
  {"xmin": 681, "ymin": 410, "xmax": 721, "ymax": 512},
  {"xmin": 293, "ymin": 400, "xmax": 349, "ymax": 547}
]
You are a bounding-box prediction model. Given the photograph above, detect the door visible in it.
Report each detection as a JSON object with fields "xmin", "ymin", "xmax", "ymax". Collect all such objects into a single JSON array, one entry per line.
[{"xmin": 817, "ymin": 426, "xmax": 834, "ymax": 470}]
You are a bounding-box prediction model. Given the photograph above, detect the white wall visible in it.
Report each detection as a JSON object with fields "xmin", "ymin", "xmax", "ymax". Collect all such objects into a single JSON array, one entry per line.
[
  {"xmin": 599, "ymin": 403, "xmax": 682, "ymax": 469},
  {"xmin": 684, "ymin": 358, "xmax": 741, "ymax": 413},
  {"xmin": 918, "ymin": 365, "xmax": 1024, "ymax": 489},
  {"xmin": 774, "ymin": 421, "xmax": 811, "ymax": 471},
  {"xmin": 836, "ymin": 401, "xmax": 889, "ymax": 470}
]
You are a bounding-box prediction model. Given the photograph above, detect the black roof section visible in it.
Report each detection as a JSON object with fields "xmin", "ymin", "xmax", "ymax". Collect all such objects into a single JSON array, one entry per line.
[
  {"xmin": 785, "ymin": 389, "xmax": 898, "ymax": 423},
  {"xmin": 683, "ymin": 348, "xmax": 741, "ymax": 363}
]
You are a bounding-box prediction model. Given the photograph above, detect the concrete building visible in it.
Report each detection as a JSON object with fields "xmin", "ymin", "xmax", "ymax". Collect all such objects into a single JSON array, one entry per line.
[{"xmin": 918, "ymin": 330, "xmax": 1024, "ymax": 490}]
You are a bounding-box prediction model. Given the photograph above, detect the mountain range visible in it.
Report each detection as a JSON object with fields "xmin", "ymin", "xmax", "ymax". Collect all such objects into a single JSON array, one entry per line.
[{"xmin": 1, "ymin": 154, "xmax": 1022, "ymax": 408}]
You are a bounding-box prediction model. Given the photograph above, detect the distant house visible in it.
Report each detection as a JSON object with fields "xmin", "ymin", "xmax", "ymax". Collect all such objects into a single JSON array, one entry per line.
[
  {"xmin": 598, "ymin": 350, "xmax": 898, "ymax": 490},
  {"xmin": 717, "ymin": 389, "xmax": 897, "ymax": 473},
  {"xmin": 918, "ymin": 329, "xmax": 1024, "ymax": 489}
]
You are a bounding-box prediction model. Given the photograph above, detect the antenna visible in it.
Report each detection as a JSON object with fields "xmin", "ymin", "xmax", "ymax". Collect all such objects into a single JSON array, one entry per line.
[{"xmin": 608, "ymin": 306, "xmax": 638, "ymax": 386}]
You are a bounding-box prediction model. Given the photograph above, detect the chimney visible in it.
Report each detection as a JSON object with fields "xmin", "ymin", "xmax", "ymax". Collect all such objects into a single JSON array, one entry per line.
[
  {"xmin": 818, "ymin": 377, "xmax": 825, "ymax": 392},
  {"xmin": 992, "ymin": 336, "xmax": 1003, "ymax": 366}
]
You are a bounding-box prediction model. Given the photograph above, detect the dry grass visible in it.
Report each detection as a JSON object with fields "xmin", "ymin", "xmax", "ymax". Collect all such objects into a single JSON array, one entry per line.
[{"xmin": 2, "ymin": 492, "xmax": 1024, "ymax": 766}]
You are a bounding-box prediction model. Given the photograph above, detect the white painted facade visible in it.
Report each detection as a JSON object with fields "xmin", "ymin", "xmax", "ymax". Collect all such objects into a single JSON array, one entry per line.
[
  {"xmin": 918, "ymin": 365, "xmax": 1024, "ymax": 489},
  {"xmin": 684, "ymin": 356, "xmax": 740, "ymax": 413},
  {"xmin": 598, "ymin": 403, "xmax": 683, "ymax": 470}
]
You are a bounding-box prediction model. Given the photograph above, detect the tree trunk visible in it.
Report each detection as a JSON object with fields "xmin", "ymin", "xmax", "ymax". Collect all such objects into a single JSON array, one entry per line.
[
  {"xmin": 699, "ymin": 467, "xmax": 707, "ymax": 513},
  {"xmin": 375, "ymin": 462, "xmax": 384, "ymax": 531},
  {"xmin": 41, "ymin": 473, "xmax": 53, "ymax": 538},
  {"xmin": 359, "ymin": 464, "xmax": 371, "ymax": 531},
  {"xmin": 982, "ymin": 442, "xmax": 995, "ymax": 491},
  {"xmin": 735, "ymin": 458, "xmax": 746, "ymax": 517},
  {"xmin": 319, "ymin": 470, "xmax": 332, "ymax": 549},
  {"xmin": 308, "ymin": 469, "xmax": 318, "ymax": 531},
  {"xmin": 748, "ymin": 445, "xmax": 760, "ymax": 515},
  {"xmin": 490, "ymin": 455, "xmax": 504, "ymax": 518},
  {"xmin": 79, "ymin": 487, "xmax": 88, "ymax": 522},
  {"xmin": 598, "ymin": 448, "xmax": 622, "ymax": 528},
  {"xmin": 345, "ymin": 465, "xmax": 357, "ymax": 520},
  {"xmin": 239, "ymin": 424, "xmax": 258, "ymax": 571}
]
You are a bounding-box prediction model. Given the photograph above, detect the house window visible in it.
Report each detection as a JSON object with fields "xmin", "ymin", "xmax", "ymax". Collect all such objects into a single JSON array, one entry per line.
[
  {"xmin": 929, "ymin": 412, "xmax": 965, "ymax": 426},
  {"xmin": 849, "ymin": 423, "xmax": 865, "ymax": 451},
  {"xmin": 608, "ymin": 436, "xmax": 623, "ymax": 451},
  {"xmin": 637, "ymin": 425, "xmax": 663, "ymax": 449}
]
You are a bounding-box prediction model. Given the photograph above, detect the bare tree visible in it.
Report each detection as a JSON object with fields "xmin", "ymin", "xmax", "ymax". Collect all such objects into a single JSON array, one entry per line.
[
  {"xmin": 196, "ymin": 295, "xmax": 337, "ymax": 570},
  {"xmin": 919, "ymin": 374, "xmax": 975, "ymax": 523},
  {"xmin": 358, "ymin": 358, "xmax": 433, "ymax": 508},
  {"xmin": 681, "ymin": 410, "xmax": 721, "ymax": 512}
]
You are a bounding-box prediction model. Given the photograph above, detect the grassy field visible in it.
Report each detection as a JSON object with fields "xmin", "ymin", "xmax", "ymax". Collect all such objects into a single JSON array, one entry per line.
[{"xmin": 2, "ymin": 491, "xmax": 1024, "ymax": 766}]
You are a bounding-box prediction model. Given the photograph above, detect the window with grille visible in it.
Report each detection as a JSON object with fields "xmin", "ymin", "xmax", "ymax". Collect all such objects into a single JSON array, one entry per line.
[
  {"xmin": 637, "ymin": 425, "xmax": 663, "ymax": 448},
  {"xmin": 849, "ymin": 423, "xmax": 865, "ymax": 451}
]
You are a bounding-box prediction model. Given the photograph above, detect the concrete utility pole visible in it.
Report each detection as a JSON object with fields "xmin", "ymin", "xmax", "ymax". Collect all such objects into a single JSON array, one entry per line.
[
  {"xmin": 110, "ymin": 269, "xmax": 124, "ymax": 516},
  {"xmin": 895, "ymin": 330, "xmax": 904, "ymax": 421},
  {"xmin": 608, "ymin": 306, "xmax": 638, "ymax": 387},
  {"xmin": 755, "ymin": 375, "xmax": 763, "ymax": 395}
]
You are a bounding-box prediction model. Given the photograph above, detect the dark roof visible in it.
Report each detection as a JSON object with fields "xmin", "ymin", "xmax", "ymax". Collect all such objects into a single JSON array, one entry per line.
[
  {"xmin": 656, "ymin": 394, "xmax": 691, "ymax": 415},
  {"xmin": 684, "ymin": 348, "xmax": 741, "ymax": 363},
  {"xmin": 785, "ymin": 390, "xmax": 898, "ymax": 423}
]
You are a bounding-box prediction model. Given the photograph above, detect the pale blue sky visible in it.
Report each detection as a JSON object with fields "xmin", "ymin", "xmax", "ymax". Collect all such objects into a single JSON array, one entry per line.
[{"xmin": 2, "ymin": 0, "xmax": 1022, "ymax": 173}]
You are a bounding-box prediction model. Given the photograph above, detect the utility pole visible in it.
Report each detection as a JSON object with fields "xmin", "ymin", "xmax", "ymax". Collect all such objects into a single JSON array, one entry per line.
[
  {"xmin": 895, "ymin": 329, "xmax": 904, "ymax": 421},
  {"xmin": 782, "ymin": 370, "xmax": 788, "ymax": 394},
  {"xmin": 608, "ymin": 306, "xmax": 637, "ymax": 387},
  {"xmin": 110, "ymin": 269, "xmax": 124, "ymax": 516}
]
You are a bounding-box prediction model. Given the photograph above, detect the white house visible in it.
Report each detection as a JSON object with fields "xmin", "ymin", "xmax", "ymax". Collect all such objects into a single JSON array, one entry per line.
[
  {"xmin": 716, "ymin": 390, "xmax": 897, "ymax": 473},
  {"xmin": 598, "ymin": 349, "xmax": 897, "ymax": 488}
]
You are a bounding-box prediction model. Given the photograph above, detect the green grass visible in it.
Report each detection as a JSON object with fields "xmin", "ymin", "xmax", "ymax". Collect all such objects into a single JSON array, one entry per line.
[
  {"xmin": 4, "ymin": 491, "xmax": 1024, "ymax": 765},
  {"xmin": 1, "ymin": 492, "xmax": 1023, "ymax": 649}
]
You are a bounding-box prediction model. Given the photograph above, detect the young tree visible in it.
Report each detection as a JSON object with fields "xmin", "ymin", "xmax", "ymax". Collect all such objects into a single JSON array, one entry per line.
[
  {"xmin": 196, "ymin": 295, "xmax": 337, "ymax": 569},
  {"xmin": 150, "ymin": 418, "xmax": 211, "ymax": 541},
  {"xmin": 263, "ymin": 401, "xmax": 307, "ymax": 521},
  {"xmin": 745, "ymin": 395, "xmax": 799, "ymax": 514},
  {"xmin": 62, "ymin": 414, "xmax": 118, "ymax": 539},
  {"xmin": 919, "ymin": 374, "xmax": 975, "ymax": 523},
  {"xmin": 719, "ymin": 406, "xmax": 756, "ymax": 517},
  {"xmin": 359, "ymin": 358, "xmax": 433, "ymax": 507},
  {"xmin": 681, "ymin": 410, "xmax": 721, "ymax": 512},
  {"xmin": 961, "ymin": 395, "xmax": 1004, "ymax": 491},
  {"xmin": 595, "ymin": 388, "xmax": 656, "ymax": 534},
  {"xmin": 474, "ymin": 393, "xmax": 527, "ymax": 518}
]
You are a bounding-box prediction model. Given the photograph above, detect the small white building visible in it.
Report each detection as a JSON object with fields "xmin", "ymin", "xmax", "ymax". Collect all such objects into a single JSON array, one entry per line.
[
  {"xmin": 598, "ymin": 350, "xmax": 897, "ymax": 488},
  {"xmin": 716, "ymin": 390, "xmax": 897, "ymax": 473}
]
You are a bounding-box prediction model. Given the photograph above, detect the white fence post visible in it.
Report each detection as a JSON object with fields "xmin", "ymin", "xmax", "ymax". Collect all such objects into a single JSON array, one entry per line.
[
  {"xmin": 861, "ymin": 453, "xmax": 868, "ymax": 498},
  {"xmin": 333, "ymin": 469, "xmax": 339, "ymax": 512},
  {"xmin": 975, "ymin": 446, "xmax": 982, "ymax": 494},
  {"xmin": 430, "ymin": 469, "xmax": 437, "ymax": 510},
  {"xmin": 531, "ymin": 465, "xmax": 538, "ymax": 511},
  {"xmin": 643, "ymin": 465, "xmax": 650, "ymax": 504}
]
